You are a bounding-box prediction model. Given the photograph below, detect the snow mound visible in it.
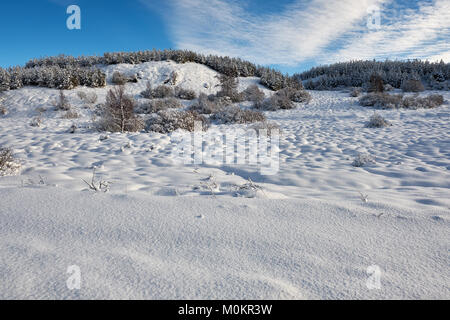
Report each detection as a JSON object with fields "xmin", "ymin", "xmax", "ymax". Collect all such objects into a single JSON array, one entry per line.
[{"xmin": 102, "ymin": 61, "xmax": 222, "ymax": 96}]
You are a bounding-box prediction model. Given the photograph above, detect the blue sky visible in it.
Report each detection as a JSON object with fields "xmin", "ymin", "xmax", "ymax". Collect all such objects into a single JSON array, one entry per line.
[{"xmin": 0, "ymin": 0, "xmax": 448, "ymax": 73}]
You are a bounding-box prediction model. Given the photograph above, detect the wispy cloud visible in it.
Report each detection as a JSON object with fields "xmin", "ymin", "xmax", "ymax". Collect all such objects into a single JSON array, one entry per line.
[
  {"xmin": 324, "ymin": 0, "xmax": 450, "ymax": 63},
  {"xmin": 143, "ymin": 0, "xmax": 449, "ymax": 66}
]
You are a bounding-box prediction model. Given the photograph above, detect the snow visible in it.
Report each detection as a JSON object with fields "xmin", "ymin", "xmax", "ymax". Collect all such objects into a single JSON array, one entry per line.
[
  {"xmin": 0, "ymin": 187, "xmax": 448, "ymax": 299},
  {"xmin": 0, "ymin": 61, "xmax": 449, "ymax": 299},
  {"xmin": 102, "ymin": 61, "xmax": 223, "ymax": 96}
]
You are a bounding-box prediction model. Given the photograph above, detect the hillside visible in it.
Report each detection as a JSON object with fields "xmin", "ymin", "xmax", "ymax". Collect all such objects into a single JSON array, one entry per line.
[{"xmin": 0, "ymin": 57, "xmax": 449, "ymax": 299}]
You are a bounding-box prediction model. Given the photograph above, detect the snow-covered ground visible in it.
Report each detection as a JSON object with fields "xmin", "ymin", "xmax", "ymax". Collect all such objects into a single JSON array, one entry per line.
[{"xmin": 0, "ymin": 61, "xmax": 449, "ymax": 299}]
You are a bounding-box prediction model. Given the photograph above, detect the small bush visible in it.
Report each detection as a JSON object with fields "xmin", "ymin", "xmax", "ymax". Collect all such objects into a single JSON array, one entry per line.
[
  {"xmin": 359, "ymin": 92, "xmax": 444, "ymax": 109},
  {"xmin": 401, "ymin": 79, "xmax": 425, "ymax": 92},
  {"xmin": 0, "ymin": 97, "xmax": 7, "ymax": 116},
  {"xmin": 402, "ymin": 94, "xmax": 444, "ymax": 109},
  {"xmin": 211, "ymin": 106, "xmax": 266, "ymax": 124},
  {"xmin": 359, "ymin": 93, "xmax": 403, "ymax": 109},
  {"xmin": 0, "ymin": 147, "xmax": 20, "ymax": 176},
  {"xmin": 111, "ymin": 71, "xmax": 128, "ymax": 85},
  {"xmin": 368, "ymin": 73, "xmax": 384, "ymax": 93},
  {"xmin": 77, "ymin": 91, "xmax": 98, "ymax": 104},
  {"xmin": 0, "ymin": 95, "xmax": 6, "ymax": 115},
  {"xmin": 259, "ymin": 87, "xmax": 311, "ymax": 111},
  {"xmin": 164, "ymin": 71, "xmax": 178, "ymax": 85},
  {"xmin": 30, "ymin": 117, "xmax": 42, "ymax": 127},
  {"xmin": 62, "ymin": 110, "xmax": 79, "ymax": 119},
  {"xmin": 352, "ymin": 153, "xmax": 375, "ymax": 167},
  {"xmin": 97, "ymin": 85, "xmax": 144, "ymax": 132},
  {"xmin": 140, "ymin": 81, "xmax": 153, "ymax": 99},
  {"xmin": 288, "ymin": 88, "xmax": 312, "ymax": 103},
  {"xmin": 242, "ymin": 84, "xmax": 265, "ymax": 107},
  {"xmin": 350, "ymin": 87, "xmax": 362, "ymax": 97},
  {"xmin": 175, "ymin": 86, "xmax": 197, "ymax": 100},
  {"xmin": 189, "ymin": 93, "xmax": 223, "ymax": 114},
  {"xmin": 138, "ymin": 97, "xmax": 183, "ymax": 114},
  {"xmin": 146, "ymin": 110, "xmax": 209, "ymax": 133},
  {"xmin": 258, "ymin": 92, "xmax": 294, "ymax": 111},
  {"xmin": 366, "ymin": 113, "xmax": 391, "ymax": 128},
  {"xmin": 152, "ymin": 85, "xmax": 175, "ymax": 99},
  {"xmin": 0, "ymin": 147, "xmax": 13, "ymax": 171},
  {"xmin": 54, "ymin": 90, "xmax": 71, "ymax": 111},
  {"xmin": 427, "ymin": 94, "xmax": 444, "ymax": 106}
]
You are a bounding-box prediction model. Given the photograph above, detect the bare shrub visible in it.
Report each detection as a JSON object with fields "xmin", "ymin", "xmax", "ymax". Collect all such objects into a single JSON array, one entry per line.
[
  {"xmin": 402, "ymin": 94, "xmax": 444, "ymax": 109},
  {"xmin": 350, "ymin": 87, "xmax": 362, "ymax": 97},
  {"xmin": 152, "ymin": 85, "xmax": 175, "ymax": 99},
  {"xmin": 82, "ymin": 168, "xmax": 110, "ymax": 192},
  {"xmin": 30, "ymin": 117, "xmax": 42, "ymax": 127},
  {"xmin": 0, "ymin": 147, "xmax": 14, "ymax": 174},
  {"xmin": 138, "ymin": 97, "xmax": 183, "ymax": 114},
  {"xmin": 0, "ymin": 147, "xmax": 21, "ymax": 176},
  {"xmin": 426, "ymin": 94, "xmax": 444, "ymax": 106},
  {"xmin": 259, "ymin": 92, "xmax": 294, "ymax": 111},
  {"xmin": 366, "ymin": 113, "xmax": 391, "ymax": 128},
  {"xmin": 111, "ymin": 71, "xmax": 127, "ymax": 85},
  {"xmin": 259, "ymin": 87, "xmax": 311, "ymax": 111},
  {"xmin": 189, "ymin": 93, "xmax": 223, "ymax": 114},
  {"xmin": 242, "ymin": 84, "xmax": 265, "ymax": 107},
  {"xmin": 62, "ymin": 110, "xmax": 79, "ymax": 119},
  {"xmin": 368, "ymin": 73, "xmax": 384, "ymax": 93},
  {"xmin": 288, "ymin": 88, "xmax": 312, "ymax": 103},
  {"xmin": 97, "ymin": 85, "xmax": 144, "ymax": 132},
  {"xmin": 401, "ymin": 79, "xmax": 425, "ymax": 92},
  {"xmin": 360, "ymin": 92, "xmax": 444, "ymax": 109},
  {"xmin": 212, "ymin": 95, "xmax": 233, "ymax": 107},
  {"xmin": 140, "ymin": 81, "xmax": 153, "ymax": 99},
  {"xmin": 211, "ymin": 106, "xmax": 266, "ymax": 124},
  {"xmin": 146, "ymin": 110, "xmax": 209, "ymax": 133},
  {"xmin": 175, "ymin": 86, "xmax": 197, "ymax": 100},
  {"xmin": 54, "ymin": 90, "xmax": 71, "ymax": 111},
  {"xmin": 352, "ymin": 153, "xmax": 375, "ymax": 167},
  {"xmin": 0, "ymin": 95, "xmax": 6, "ymax": 116},
  {"xmin": 164, "ymin": 71, "xmax": 178, "ymax": 85},
  {"xmin": 77, "ymin": 91, "xmax": 98, "ymax": 104},
  {"xmin": 359, "ymin": 93, "xmax": 403, "ymax": 109}
]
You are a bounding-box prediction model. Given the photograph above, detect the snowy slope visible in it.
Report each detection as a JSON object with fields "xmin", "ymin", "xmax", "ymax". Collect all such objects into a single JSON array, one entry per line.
[
  {"xmin": 0, "ymin": 186, "xmax": 448, "ymax": 299},
  {"xmin": 0, "ymin": 61, "xmax": 449, "ymax": 299}
]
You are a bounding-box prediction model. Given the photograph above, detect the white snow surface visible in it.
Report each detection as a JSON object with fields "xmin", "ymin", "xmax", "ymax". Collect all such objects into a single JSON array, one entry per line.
[{"xmin": 0, "ymin": 61, "xmax": 449, "ymax": 299}]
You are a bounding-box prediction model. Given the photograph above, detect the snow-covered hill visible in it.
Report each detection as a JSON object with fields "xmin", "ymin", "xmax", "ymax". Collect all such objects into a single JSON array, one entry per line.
[{"xmin": 0, "ymin": 60, "xmax": 449, "ymax": 299}]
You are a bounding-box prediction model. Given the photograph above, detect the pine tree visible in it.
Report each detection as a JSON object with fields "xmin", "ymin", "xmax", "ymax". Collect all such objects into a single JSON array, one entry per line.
[{"xmin": 0, "ymin": 68, "xmax": 10, "ymax": 92}]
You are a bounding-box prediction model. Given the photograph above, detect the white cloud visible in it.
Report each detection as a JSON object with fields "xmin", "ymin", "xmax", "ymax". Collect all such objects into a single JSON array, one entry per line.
[
  {"xmin": 153, "ymin": 0, "xmax": 386, "ymax": 65},
  {"xmin": 324, "ymin": 0, "xmax": 450, "ymax": 63},
  {"xmin": 143, "ymin": 0, "xmax": 449, "ymax": 66}
]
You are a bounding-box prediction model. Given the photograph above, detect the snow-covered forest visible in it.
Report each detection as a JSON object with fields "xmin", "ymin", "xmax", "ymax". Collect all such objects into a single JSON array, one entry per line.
[
  {"xmin": 0, "ymin": 50, "xmax": 300, "ymax": 92},
  {"xmin": 2, "ymin": 52, "xmax": 449, "ymax": 94},
  {"xmin": 295, "ymin": 60, "xmax": 450, "ymax": 90}
]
